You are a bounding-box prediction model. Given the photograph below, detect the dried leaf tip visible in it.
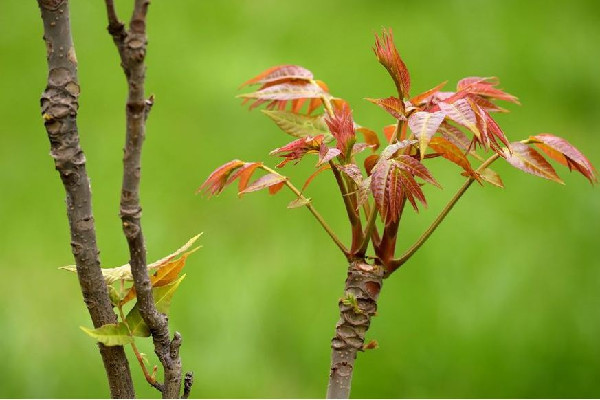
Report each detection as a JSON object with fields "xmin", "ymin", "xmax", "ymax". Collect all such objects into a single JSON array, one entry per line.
[{"xmin": 374, "ymin": 28, "xmax": 411, "ymax": 99}]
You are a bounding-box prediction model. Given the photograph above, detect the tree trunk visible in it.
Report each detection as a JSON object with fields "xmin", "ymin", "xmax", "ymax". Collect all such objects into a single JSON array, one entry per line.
[
  {"xmin": 36, "ymin": 0, "xmax": 135, "ymax": 397},
  {"xmin": 327, "ymin": 261, "xmax": 384, "ymax": 398}
]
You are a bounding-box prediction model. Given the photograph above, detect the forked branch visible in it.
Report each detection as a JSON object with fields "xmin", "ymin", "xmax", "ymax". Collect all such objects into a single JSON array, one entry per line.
[{"xmin": 102, "ymin": 0, "xmax": 190, "ymax": 397}]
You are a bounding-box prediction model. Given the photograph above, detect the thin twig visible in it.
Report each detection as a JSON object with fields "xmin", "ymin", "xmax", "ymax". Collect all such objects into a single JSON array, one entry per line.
[
  {"xmin": 36, "ymin": 1, "xmax": 135, "ymax": 397},
  {"xmin": 262, "ymin": 166, "xmax": 350, "ymax": 258},
  {"xmin": 388, "ymin": 153, "xmax": 501, "ymax": 273}
]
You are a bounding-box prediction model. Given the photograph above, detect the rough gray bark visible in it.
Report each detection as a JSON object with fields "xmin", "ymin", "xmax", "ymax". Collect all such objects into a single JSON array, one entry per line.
[
  {"xmin": 103, "ymin": 1, "xmax": 189, "ymax": 397},
  {"xmin": 36, "ymin": 0, "xmax": 135, "ymax": 398},
  {"xmin": 327, "ymin": 261, "xmax": 384, "ymax": 399}
]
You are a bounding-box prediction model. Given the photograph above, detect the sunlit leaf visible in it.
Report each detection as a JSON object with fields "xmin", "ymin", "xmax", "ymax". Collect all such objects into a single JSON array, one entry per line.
[
  {"xmin": 356, "ymin": 126, "xmax": 380, "ymax": 151},
  {"xmin": 410, "ymin": 81, "xmax": 448, "ymax": 105},
  {"xmin": 60, "ymin": 234, "xmax": 202, "ymax": 284},
  {"xmin": 438, "ymin": 122, "xmax": 471, "ymax": 151},
  {"xmin": 429, "ymin": 137, "xmax": 476, "ymax": 178},
  {"xmin": 238, "ymin": 82, "xmax": 329, "ymax": 102},
  {"xmin": 197, "ymin": 160, "xmax": 245, "ymax": 196},
  {"xmin": 407, "ymin": 111, "xmax": 445, "ymax": 159},
  {"xmin": 240, "ymin": 173, "xmax": 287, "ymax": 194},
  {"xmin": 502, "ymin": 142, "xmax": 563, "ymax": 184},
  {"xmin": 240, "ymin": 65, "xmax": 313, "ymax": 87},
  {"xmin": 268, "ymin": 181, "xmax": 286, "ymax": 195},
  {"xmin": 225, "ymin": 162, "xmax": 263, "ymax": 194},
  {"xmin": 317, "ymin": 144, "xmax": 341, "ymax": 167},
  {"xmin": 531, "ymin": 134, "xmax": 597, "ymax": 184},
  {"xmin": 478, "ymin": 167, "xmax": 504, "ymax": 188},
  {"xmin": 438, "ymin": 99, "xmax": 479, "ymax": 136},
  {"xmin": 457, "ymin": 76, "xmax": 519, "ymax": 104},
  {"xmin": 365, "ymin": 97, "xmax": 405, "ymax": 119},
  {"xmin": 262, "ymin": 110, "xmax": 330, "ymax": 138},
  {"xmin": 80, "ymin": 323, "xmax": 133, "ymax": 346},
  {"xmin": 120, "ymin": 247, "xmax": 199, "ymax": 306},
  {"xmin": 287, "ymin": 197, "xmax": 311, "ymax": 209}
]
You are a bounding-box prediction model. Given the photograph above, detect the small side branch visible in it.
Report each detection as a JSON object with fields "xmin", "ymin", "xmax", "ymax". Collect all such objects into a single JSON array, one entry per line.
[
  {"xmin": 103, "ymin": 1, "xmax": 184, "ymax": 397},
  {"xmin": 388, "ymin": 153, "xmax": 501, "ymax": 273},
  {"xmin": 261, "ymin": 166, "xmax": 350, "ymax": 258},
  {"xmin": 37, "ymin": 1, "xmax": 135, "ymax": 397}
]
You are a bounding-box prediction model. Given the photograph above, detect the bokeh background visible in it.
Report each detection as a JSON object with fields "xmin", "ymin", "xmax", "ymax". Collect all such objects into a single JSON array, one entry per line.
[{"xmin": 1, "ymin": 0, "xmax": 599, "ymax": 398}]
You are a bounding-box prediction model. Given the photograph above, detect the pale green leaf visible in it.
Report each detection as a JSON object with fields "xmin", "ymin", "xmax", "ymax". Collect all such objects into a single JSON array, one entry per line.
[
  {"xmin": 287, "ymin": 197, "xmax": 311, "ymax": 209},
  {"xmin": 262, "ymin": 110, "xmax": 330, "ymax": 138},
  {"xmin": 125, "ymin": 306, "xmax": 151, "ymax": 337},
  {"xmin": 80, "ymin": 323, "xmax": 133, "ymax": 346}
]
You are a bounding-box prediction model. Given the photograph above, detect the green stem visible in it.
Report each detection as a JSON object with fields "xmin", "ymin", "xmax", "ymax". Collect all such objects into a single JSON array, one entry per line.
[
  {"xmin": 387, "ymin": 153, "xmax": 500, "ymax": 273},
  {"xmin": 262, "ymin": 166, "xmax": 350, "ymax": 258}
]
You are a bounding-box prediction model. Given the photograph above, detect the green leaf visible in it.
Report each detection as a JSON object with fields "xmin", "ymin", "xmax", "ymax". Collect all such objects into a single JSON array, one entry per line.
[
  {"xmin": 154, "ymin": 274, "xmax": 186, "ymax": 315},
  {"xmin": 124, "ymin": 274, "xmax": 187, "ymax": 337},
  {"xmin": 287, "ymin": 197, "xmax": 311, "ymax": 209},
  {"xmin": 125, "ymin": 306, "xmax": 150, "ymax": 337},
  {"xmin": 262, "ymin": 110, "xmax": 330, "ymax": 138},
  {"xmin": 80, "ymin": 323, "xmax": 133, "ymax": 346}
]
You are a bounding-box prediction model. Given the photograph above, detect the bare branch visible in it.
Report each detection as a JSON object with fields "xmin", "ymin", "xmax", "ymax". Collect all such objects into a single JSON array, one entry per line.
[
  {"xmin": 36, "ymin": 0, "xmax": 134, "ymax": 397},
  {"xmin": 103, "ymin": 0, "xmax": 184, "ymax": 397}
]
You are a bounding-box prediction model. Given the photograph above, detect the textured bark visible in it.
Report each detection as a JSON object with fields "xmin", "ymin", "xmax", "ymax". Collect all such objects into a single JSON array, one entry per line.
[
  {"xmin": 327, "ymin": 261, "xmax": 384, "ymax": 399},
  {"xmin": 36, "ymin": 1, "xmax": 135, "ymax": 398},
  {"xmin": 103, "ymin": 1, "xmax": 187, "ymax": 397}
]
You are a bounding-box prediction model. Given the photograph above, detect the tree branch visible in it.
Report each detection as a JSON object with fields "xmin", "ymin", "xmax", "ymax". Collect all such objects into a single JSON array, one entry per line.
[
  {"xmin": 388, "ymin": 153, "xmax": 501, "ymax": 273},
  {"xmin": 103, "ymin": 1, "xmax": 184, "ymax": 397},
  {"xmin": 36, "ymin": 0, "xmax": 135, "ymax": 397}
]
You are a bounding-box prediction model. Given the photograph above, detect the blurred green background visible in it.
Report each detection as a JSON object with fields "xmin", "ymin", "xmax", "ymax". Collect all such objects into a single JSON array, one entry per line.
[{"xmin": 1, "ymin": 0, "xmax": 599, "ymax": 398}]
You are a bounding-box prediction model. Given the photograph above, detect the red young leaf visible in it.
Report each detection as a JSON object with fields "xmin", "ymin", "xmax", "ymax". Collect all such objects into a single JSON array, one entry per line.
[
  {"xmin": 378, "ymin": 139, "xmax": 417, "ymax": 162},
  {"xmin": 270, "ymin": 135, "xmax": 324, "ymax": 167},
  {"xmin": 383, "ymin": 124, "xmax": 396, "ymax": 143},
  {"xmin": 438, "ymin": 99, "xmax": 479, "ymax": 136},
  {"xmin": 396, "ymin": 166, "xmax": 427, "ymax": 212},
  {"xmin": 365, "ymin": 97, "xmax": 405, "ymax": 119},
  {"xmin": 407, "ymin": 111, "xmax": 446, "ymax": 159},
  {"xmin": 356, "ymin": 126, "xmax": 380, "ymax": 151},
  {"xmin": 239, "ymin": 82, "xmax": 329, "ymax": 112},
  {"xmin": 198, "ymin": 160, "xmax": 245, "ymax": 196},
  {"xmin": 410, "ymin": 81, "xmax": 448, "ymax": 105},
  {"xmin": 337, "ymin": 163, "xmax": 364, "ymax": 188},
  {"xmin": 438, "ymin": 122, "xmax": 471, "ymax": 150},
  {"xmin": 531, "ymin": 134, "xmax": 597, "ymax": 184},
  {"xmin": 457, "ymin": 76, "xmax": 519, "ymax": 104},
  {"xmin": 373, "ymin": 29, "xmax": 411, "ymax": 98},
  {"xmin": 429, "ymin": 137, "xmax": 477, "ymax": 178},
  {"xmin": 268, "ymin": 181, "xmax": 286, "ymax": 195},
  {"xmin": 325, "ymin": 103, "xmax": 356, "ymax": 160},
  {"xmin": 395, "ymin": 155, "xmax": 441, "ymax": 188},
  {"xmin": 225, "ymin": 162, "xmax": 263, "ymax": 194},
  {"xmin": 240, "ymin": 173, "xmax": 287, "ymax": 195},
  {"xmin": 364, "ymin": 154, "xmax": 379, "ymax": 176},
  {"xmin": 240, "ymin": 65, "xmax": 314, "ymax": 88},
  {"xmin": 502, "ymin": 142, "xmax": 563, "ymax": 184},
  {"xmin": 317, "ymin": 143, "xmax": 342, "ymax": 166}
]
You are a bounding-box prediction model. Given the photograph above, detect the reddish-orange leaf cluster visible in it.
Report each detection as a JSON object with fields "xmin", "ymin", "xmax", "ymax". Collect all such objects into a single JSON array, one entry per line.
[
  {"xmin": 325, "ymin": 104, "xmax": 356, "ymax": 161},
  {"xmin": 270, "ymin": 135, "xmax": 325, "ymax": 167},
  {"xmin": 239, "ymin": 65, "xmax": 330, "ymax": 113},
  {"xmin": 373, "ymin": 29, "xmax": 411, "ymax": 99}
]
